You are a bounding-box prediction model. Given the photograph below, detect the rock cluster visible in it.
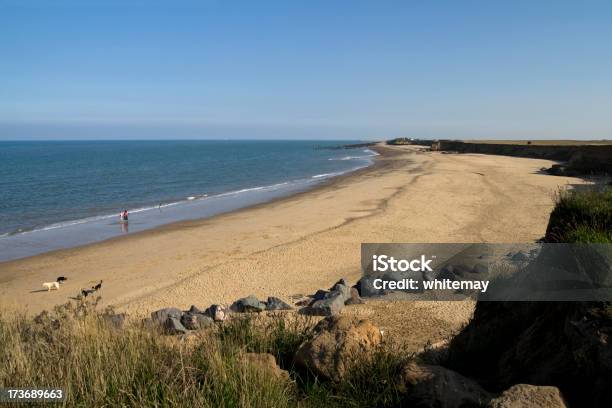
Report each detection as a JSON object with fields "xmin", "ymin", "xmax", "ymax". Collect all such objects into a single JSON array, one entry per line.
[
  {"xmin": 149, "ymin": 305, "xmax": 222, "ymax": 335},
  {"xmin": 145, "ymin": 294, "xmax": 571, "ymax": 407},
  {"xmin": 148, "ymin": 294, "xmax": 294, "ymax": 335},
  {"xmin": 298, "ymin": 278, "xmax": 364, "ymax": 316}
]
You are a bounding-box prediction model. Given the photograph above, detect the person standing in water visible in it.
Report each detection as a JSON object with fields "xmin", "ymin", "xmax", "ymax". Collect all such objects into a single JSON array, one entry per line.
[{"xmin": 120, "ymin": 209, "xmax": 128, "ymax": 222}]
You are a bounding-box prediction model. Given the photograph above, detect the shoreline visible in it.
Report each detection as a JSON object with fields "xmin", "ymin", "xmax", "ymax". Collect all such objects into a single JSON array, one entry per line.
[
  {"xmin": 0, "ymin": 146, "xmax": 379, "ymax": 263},
  {"xmin": 0, "ymin": 147, "xmax": 386, "ymax": 264},
  {"xmin": 0, "ymin": 145, "xmax": 587, "ymax": 324}
]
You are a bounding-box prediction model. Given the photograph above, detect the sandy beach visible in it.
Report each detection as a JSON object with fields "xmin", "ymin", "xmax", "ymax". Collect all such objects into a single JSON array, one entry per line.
[{"xmin": 0, "ymin": 144, "xmax": 586, "ymax": 349}]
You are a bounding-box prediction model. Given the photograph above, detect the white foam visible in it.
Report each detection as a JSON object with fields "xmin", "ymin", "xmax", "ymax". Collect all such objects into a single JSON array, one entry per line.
[{"xmin": 2, "ymin": 158, "xmax": 376, "ymax": 240}]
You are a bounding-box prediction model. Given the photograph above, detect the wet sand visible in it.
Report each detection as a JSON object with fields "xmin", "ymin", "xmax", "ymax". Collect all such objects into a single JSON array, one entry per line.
[{"xmin": 0, "ymin": 144, "xmax": 586, "ymax": 349}]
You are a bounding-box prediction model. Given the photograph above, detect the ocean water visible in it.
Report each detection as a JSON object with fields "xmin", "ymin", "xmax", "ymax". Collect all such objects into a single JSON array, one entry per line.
[{"xmin": 0, "ymin": 140, "xmax": 376, "ymax": 261}]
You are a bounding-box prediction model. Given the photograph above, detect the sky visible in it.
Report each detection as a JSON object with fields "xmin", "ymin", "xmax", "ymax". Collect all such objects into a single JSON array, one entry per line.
[{"xmin": 1, "ymin": 0, "xmax": 611, "ymax": 140}]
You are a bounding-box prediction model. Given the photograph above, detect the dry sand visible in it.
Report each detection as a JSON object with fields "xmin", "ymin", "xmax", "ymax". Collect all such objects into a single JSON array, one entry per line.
[{"xmin": 0, "ymin": 144, "xmax": 586, "ymax": 352}]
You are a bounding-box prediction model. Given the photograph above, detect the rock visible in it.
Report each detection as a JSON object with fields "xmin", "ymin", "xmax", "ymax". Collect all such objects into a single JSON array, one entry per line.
[
  {"xmin": 295, "ymin": 316, "xmax": 382, "ymax": 381},
  {"xmin": 265, "ymin": 297, "xmax": 293, "ymax": 311},
  {"xmin": 230, "ymin": 295, "xmax": 266, "ymax": 313},
  {"xmin": 447, "ymin": 301, "xmax": 612, "ymax": 407},
  {"xmin": 151, "ymin": 307, "xmax": 182, "ymax": 325},
  {"xmin": 473, "ymin": 263, "xmax": 488, "ymax": 275},
  {"xmin": 300, "ymin": 292, "xmax": 345, "ymax": 316},
  {"xmin": 180, "ymin": 313, "xmax": 214, "ymax": 330},
  {"xmin": 204, "ymin": 304, "xmax": 227, "ymax": 322},
  {"xmin": 164, "ymin": 316, "xmax": 187, "ymax": 335},
  {"xmin": 489, "ymin": 384, "xmax": 567, "ymax": 408},
  {"xmin": 345, "ymin": 287, "xmax": 365, "ymax": 305},
  {"xmin": 437, "ymin": 265, "xmax": 458, "ymax": 281},
  {"xmin": 423, "ymin": 267, "xmax": 436, "ymax": 282},
  {"xmin": 398, "ymin": 362, "xmax": 492, "ymax": 407},
  {"xmin": 355, "ymin": 276, "xmax": 384, "ymax": 297},
  {"xmin": 448, "ymin": 264, "xmax": 472, "ymax": 277},
  {"xmin": 420, "ymin": 339, "xmax": 450, "ymax": 365},
  {"xmin": 510, "ymin": 251, "xmax": 528, "ymax": 263},
  {"xmin": 241, "ymin": 353, "xmax": 290, "ymax": 381},
  {"xmin": 187, "ymin": 305, "xmax": 203, "ymax": 314}
]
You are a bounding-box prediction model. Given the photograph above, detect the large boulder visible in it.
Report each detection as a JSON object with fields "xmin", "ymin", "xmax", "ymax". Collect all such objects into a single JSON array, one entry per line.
[
  {"xmin": 300, "ymin": 283, "xmax": 353, "ymax": 315},
  {"xmin": 180, "ymin": 313, "xmax": 214, "ymax": 330},
  {"xmin": 300, "ymin": 292, "xmax": 345, "ymax": 316},
  {"xmin": 151, "ymin": 307, "xmax": 182, "ymax": 325},
  {"xmin": 295, "ymin": 316, "xmax": 382, "ymax": 381},
  {"xmin": 398, "ymin": 362, "xmax": 492, "ymax": 408},
  {"xmin": 241, "ymin": 353, "xmax": 290, "ymax": 381},
  {"xmin": 164, "ymin": 316, "xmax": 187, "ymax": 335},
  {"xmin": 265, "ymin": 297, "xmax": 293, "ymax": 311},
  {"xmin": 230, "ymin": 295, "xmax": 266, "ymax": 313},
  {"xmin": 488, "ymin": 384, "xmax": 567, "ymax": 408}
]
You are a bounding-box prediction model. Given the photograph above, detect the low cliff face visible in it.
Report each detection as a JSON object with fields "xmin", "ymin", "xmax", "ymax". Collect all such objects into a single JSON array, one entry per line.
[
  {"xmin": 433, "ymin": 141, "xmax": 612, "ymax": 175},
  {"xmin": 446, "ymin": 189, "xmax": 612, "ymax": 408}
]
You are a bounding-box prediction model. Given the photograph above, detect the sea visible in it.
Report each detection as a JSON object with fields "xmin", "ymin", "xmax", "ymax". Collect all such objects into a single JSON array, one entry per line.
[{"xmin": 0, "ymin": 140, "xmax": 377, "ymax": 261}]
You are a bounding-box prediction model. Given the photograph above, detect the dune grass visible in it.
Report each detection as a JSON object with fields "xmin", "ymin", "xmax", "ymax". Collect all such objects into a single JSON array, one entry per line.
[
  {"xmin": 545, "ymin": 188, "xmax": 612, "ymax": 243},
  {"xmin": 0, "ymin": 300, "xmax": 299, "ymax": 407},
  {"xmin": 0, "ymin": 299, "xmax": 408, "ymax": 407}
]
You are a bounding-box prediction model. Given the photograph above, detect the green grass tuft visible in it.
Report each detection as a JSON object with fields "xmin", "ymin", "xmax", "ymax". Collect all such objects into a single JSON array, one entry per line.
[{"xmin": 545, "ymin": 188, "xmax": 612, "ymax": 243}]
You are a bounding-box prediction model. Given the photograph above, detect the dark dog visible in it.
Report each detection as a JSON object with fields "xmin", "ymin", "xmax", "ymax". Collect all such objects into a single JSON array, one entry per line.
[
  {"xmin": 57, "ymin": 276, "xmax": 68, "ymax": 283},
  {"xmin": 81, "ymin": 288, "xmax": 95, "ymax": 298},
  {"xmin": 93, "ymin": 280, "xmax": 103, "ymax": 291}
]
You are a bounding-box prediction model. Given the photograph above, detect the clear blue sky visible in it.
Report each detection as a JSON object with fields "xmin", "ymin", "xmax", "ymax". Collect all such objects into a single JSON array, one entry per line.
[{"xmin": 1, "ymin": 0, "xmax": 611, "ymax": 140}]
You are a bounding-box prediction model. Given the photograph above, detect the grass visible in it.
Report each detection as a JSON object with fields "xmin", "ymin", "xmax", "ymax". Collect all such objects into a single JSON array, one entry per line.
[
  {"xmin": 0, "ymin": 299, "xmax": 409, "ymax": 407},
  {"xmin": 545, "ymin": 188, "xmax": 612, "ymax": 243}
]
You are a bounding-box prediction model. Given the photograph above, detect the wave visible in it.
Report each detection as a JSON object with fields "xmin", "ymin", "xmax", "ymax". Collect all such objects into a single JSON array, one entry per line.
[
  {"xmin": 328, "ymin": 148, "xmax": 379, "ymax": 161},
  {"xmin": 1, "ymin": 160, "xmax": 375, "ymax": 239},
  {"xmin": 312, "ymin": 173, "xmax": 334, "ymax": 178},
  {"xmin": 328, "ymin": 156, "xmax": 367, "ymax": 161},
  {"xmin": 2, "ymin": 200, "xmax": 187, "ymax": 237}
]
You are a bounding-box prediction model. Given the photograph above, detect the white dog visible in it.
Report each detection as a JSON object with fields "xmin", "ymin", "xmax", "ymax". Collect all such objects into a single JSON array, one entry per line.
[{"xmin": 42, "ymin": 281, "xmax": 60, "ymax": 291}]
